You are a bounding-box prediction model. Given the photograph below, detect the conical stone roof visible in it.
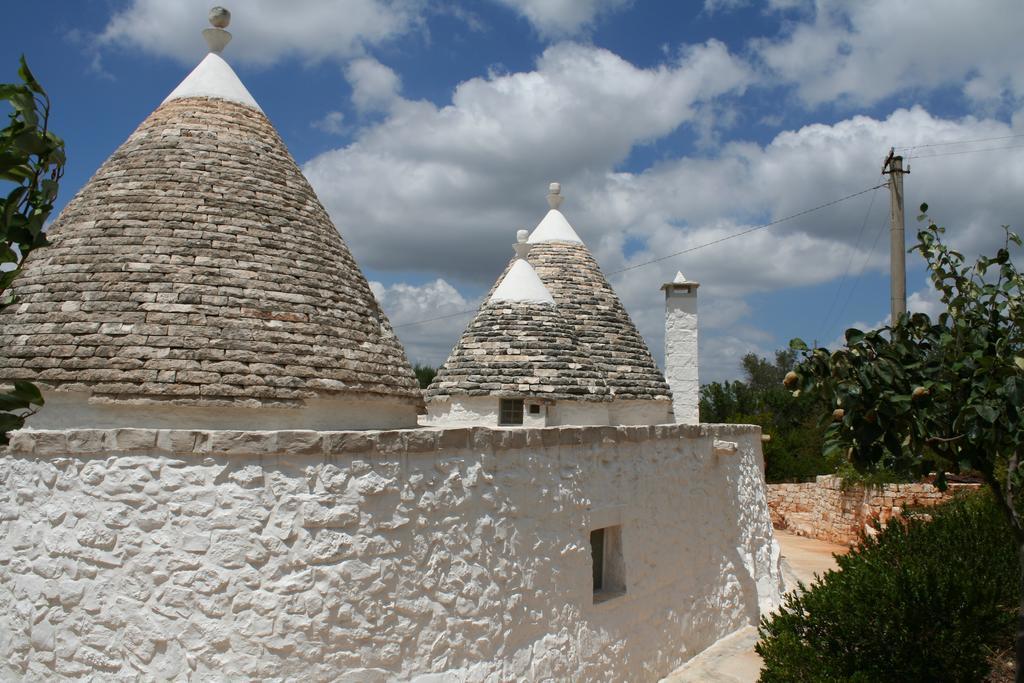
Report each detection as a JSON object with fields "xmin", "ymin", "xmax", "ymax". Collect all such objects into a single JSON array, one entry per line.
[
  {"xmin": 0, "ymin": 35, "xmax": 421, "ymax": 418},
  {"xmin": 503, "ymin": 184, "xmax": 672, "ymax": 401},
  {"xmin": 427, "ymin": 243, "xmax": 609, "ymax": 402}
]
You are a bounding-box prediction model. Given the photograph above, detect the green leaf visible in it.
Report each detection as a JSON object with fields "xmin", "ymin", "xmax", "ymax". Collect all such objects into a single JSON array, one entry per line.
[
  {"xmin": 11, "ymin": 380, "xmax": 43, "ymax": 406},
  {"xmin": 0, "ymin": 411, "xmax": 25, "ymax": 434},
  {"xmin": 17, "ymin": 55, "xmax": 44, "ymax": 96},
  {"xmin": 974, "ymin": 404, "xmax": 999, "ymax": 424}
]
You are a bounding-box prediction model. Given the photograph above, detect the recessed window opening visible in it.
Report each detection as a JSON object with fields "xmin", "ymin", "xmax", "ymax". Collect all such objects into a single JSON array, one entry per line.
[
  {"xmin": 499, "ymin": 398, "xmax": 524, "ymax": 425},
  {"xmin": 591, "ymin": 528, "xmax": 605, "ymax": 592},
  {"xmin": 591, "ymin": 524, "xmax": 626, "ymax": 602},
  {"xmin": 529, "ymin": 403, "xmax": 541, "ymax": 415}
]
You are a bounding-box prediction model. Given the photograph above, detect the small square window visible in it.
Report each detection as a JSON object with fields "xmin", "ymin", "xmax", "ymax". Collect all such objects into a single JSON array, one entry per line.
[
  {"xmin": 591, "ymin": 525, "xmax": 625, "ymax": 602},
  {"xmin": 499, "ymin": 398, "xmax": 524, "ymax": 425},
  {"xmin": 529, "ymin": 403, "xmax": 541, "ymax": 415}
]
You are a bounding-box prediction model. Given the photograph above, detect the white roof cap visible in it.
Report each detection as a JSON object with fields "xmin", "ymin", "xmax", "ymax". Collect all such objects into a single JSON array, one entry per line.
[
  {"xmin": 528, "ymin": 182, "xmax": 584, "ymax": 244},
  {"xmin": 489, "ymin": 259, "xmax": 555, "ymax": 305},
  {"xmin": 164, "ymin": 52, "xmax": 261, "ymax": 111},
  {"xmin": 528, "ymin": 210, "xmax": 584, "ymax": 244},
  {"xmin": 163, "ymin": 8, "xmax": 261, "ymax": 111}
]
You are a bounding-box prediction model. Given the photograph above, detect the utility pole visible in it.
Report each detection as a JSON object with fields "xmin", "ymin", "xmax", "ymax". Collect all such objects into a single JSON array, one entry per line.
[{"xmin": 882, "ymin": 148, "xmax": 909, "ymax": 324}]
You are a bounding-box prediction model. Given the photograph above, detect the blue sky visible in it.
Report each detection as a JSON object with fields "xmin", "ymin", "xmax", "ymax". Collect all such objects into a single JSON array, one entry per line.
[{"xmin": 4, "ymin": 1, "xmax": 1023, "ymax": 381}]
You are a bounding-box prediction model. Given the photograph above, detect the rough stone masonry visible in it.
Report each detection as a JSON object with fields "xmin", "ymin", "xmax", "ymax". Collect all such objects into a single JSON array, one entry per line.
[{"xmin": 0, "ymin": 423, "xmax": 781, "ymax": 681}]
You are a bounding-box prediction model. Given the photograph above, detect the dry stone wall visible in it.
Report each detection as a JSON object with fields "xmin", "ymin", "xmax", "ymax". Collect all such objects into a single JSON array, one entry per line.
[
  {"xmin": 0, "ymin": 424, "xmax": 780, "ymax": 681},
  {"xmin": 767, "ymin": 475, "xmax": 980, "ymax": 545}
]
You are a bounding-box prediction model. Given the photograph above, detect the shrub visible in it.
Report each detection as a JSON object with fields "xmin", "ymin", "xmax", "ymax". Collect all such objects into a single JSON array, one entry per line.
[{"xmin": 756, "ymin": 491, "xmax": 1017, "ymax": 682}]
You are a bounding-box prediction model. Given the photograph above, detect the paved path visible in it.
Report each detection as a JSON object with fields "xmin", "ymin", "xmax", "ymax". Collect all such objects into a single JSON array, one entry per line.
[{"xmin": 662, "ymin": 531, "xmax": 849, "ymax": 683}]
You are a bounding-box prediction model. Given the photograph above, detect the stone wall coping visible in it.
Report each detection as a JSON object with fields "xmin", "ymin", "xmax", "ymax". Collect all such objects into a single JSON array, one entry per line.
[{"xmin": 5, "ymin": 422, "xmax": 761, "ymax": 458}]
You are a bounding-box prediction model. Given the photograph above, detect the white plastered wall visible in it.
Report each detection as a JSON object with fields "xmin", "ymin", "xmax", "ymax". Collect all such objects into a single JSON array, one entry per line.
[
  {"xmin": 546, "ymin": 400, "xmax": 610, "ymax": 426},
  {"xmin": 609, "ymin": 398, "xmax": 673, "ymax": 426},
  {"xmin": 25, "ymin": 390, "xmax": 420, "ymax": 431},
  {"xmin": 427, "ymin": 397, "xmax": 670, "ymax": 428},
  {"xmin": 0, "ymin": 423, "xmax": 782, "ymax": 681},
  {"xmin": 664, "ymin": 283, "xmax": 699, "ymax": 424},
  {"xmin": 422, "ymin": 395, "xmax": 549, "ymax": 428}
]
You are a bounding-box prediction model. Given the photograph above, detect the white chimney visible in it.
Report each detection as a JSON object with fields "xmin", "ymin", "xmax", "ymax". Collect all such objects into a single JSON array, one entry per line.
[{"xmin": 662, "ymin": 271, "xmax": 699, "ymax": 424}]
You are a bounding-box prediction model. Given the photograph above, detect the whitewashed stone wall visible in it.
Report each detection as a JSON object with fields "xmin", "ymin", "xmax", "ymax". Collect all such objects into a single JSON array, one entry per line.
[
  {"xmin": 424, "ymin": 396, "xmax": 671, "ymax": 428},
  {"xmin": 663, "ymin": 284, "xmax": 699, "ymax": 425},
  {"xmin": 0, "ymin": 423, "xmax": 781, "ymax": 681}
]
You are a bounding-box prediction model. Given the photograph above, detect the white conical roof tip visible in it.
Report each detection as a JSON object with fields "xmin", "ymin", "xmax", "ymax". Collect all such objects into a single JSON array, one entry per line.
[
  {"xmin": 164, "ymin": 6, "xmax": 261, "ymax": 111},
  {"xmin": 673, "ymin": 271, "xmax": 687, "ymax": 283},
  {"xmin": 490, "ymin": 259, "xmax": 555, "ymax": 305},
  {"xmin": 529, "ymin": 182, "xmax": 583, "ymax": 244}
]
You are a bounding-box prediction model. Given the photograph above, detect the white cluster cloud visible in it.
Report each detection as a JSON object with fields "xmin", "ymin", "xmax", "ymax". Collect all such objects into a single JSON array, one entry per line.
[
  {"xmin": 98, "ymin": 0, "xmax": 422, "ymax": 65},
  {"xmin": 96, "ymin": 0, "xmax": 634, "ymax": 66},
  {"xmin": 306, "ymin": 40, "xmax": 752, "ymax": 280},
  {"xmin": 346, "ymin": 57, "xmax": 403, "ymax": 112},
  {"xmin": 348, "ymin": 94, "xmax": 1023, "ymax": 379},
  {"xmin": 753, "ymin": 0, "xmax": 1024, "ymax": 108},
  {"xmin": 369, "ymin": 279, "xmax": 475, "ymax": 365},
  {"xmin": 491, "ymin": 0, "xmax": 631, "ymax": 37},
  {"xmin": 96, "ymin": 0, "xmax": 1024, "ymax": 382},
  {"xmin": 312, "ymin": 111, "xmax": 346, "ymax": 135}
]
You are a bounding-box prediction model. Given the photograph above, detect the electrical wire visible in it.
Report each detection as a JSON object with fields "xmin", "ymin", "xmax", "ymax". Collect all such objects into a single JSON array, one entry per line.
[
  {"xmin": 903, "ymin": 142, "xmax": 1024, "ymax": 160},
  {"xmin": 896, "ymin": 133, "xmax": 1024, "ymax": 152},
  {"xmin": 829, "ymin": 218, "xmax": 889, "ymax": 337},
  {"xmin": 607, "ymin": 183, "xmax": 886, "ymax": 275},
  {"xmin": 394, "ymin": 182, "xmax": 887, "ymax": 329},
  {"xmin": 818, "ymin": 185, "xmax": 880, "ymax": 340}
]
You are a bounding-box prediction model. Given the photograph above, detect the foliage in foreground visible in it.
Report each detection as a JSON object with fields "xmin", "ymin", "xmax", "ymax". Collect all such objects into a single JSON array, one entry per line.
[
  {"xmin": 786, "ymin": 207, "xmax": 1024, "ymax": 671},
  {"xmin": 700, "ymin": 350, "xmax": 834, "ymax": 482},
  {"xmin": 0, "ymin": 57, "xmax": 64, "ymax": 442},
  {"xmin": 757, "ymin": 491, "xmax": 1017, "ymax": 682}
]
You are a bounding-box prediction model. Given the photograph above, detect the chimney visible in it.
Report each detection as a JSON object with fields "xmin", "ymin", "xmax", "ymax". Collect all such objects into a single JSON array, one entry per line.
[{"xmin": 662, "ymin": 271, "xmax": 699, "ymax": 424}]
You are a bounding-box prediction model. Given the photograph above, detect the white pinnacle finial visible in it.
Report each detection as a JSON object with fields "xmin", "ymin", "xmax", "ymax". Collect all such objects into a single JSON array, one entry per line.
[
  {"xmin": 547, "ymin": 182, "xmax": 563, "ymax": 210},
  {"xmin": 204, "ymin": 7, "xmax": 232, "ymax": 53},
  {"xmin": 514, "ymin": 229, "xmax": 531, "ymax": 259},
  {"xmin": 673, "ymin": 271, "xmax": 687, "ymax": 283}
]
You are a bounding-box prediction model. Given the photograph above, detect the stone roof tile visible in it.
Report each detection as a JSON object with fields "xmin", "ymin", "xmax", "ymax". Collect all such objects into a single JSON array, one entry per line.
[
  {"xmin": 426, "ymin": 301, "xmax": 610, "ymax": 401},
  {"xmin": 0, "ymin": 96, "xmax": 421, "ymax": 407}
]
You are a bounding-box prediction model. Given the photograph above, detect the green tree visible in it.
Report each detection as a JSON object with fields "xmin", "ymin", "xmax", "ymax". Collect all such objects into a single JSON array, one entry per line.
[
  {"xmin": 787, "ymin": 205, "xmax": 1024, "ymax": 678},
  {"xmin": 413, "ymin": 364, "xmax": 437, "ymax": 389},
  {"xmin": 701, "ymin": 350, "xmax": 833, "ymax": 482},
  {"xmin": 0, "ymin": 57, "xmax": 64, "ymax": 442}
]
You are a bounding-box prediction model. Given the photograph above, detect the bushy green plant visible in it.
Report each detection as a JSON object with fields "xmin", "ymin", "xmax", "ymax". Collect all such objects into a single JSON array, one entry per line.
[
  {"xmin": 701, "ymin": 349, "xmax": 835, "ymax": 482},
  {"xmin": 413, "ymin": 364, "xmax": 437, "ymax": 389},
  {"xmin": 756, "ymin": 491, "xmax": 1017, "ymax": 682}
]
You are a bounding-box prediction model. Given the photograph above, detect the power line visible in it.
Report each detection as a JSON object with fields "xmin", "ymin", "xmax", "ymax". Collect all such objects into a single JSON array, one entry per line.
[
  {"xmin": 818, "ymin": 185, "xmax": 880, "ymax": 340},
  {"xmin": 395, "ymin": 181, "xmax": 887, "ymax": 329},
  {"xmin": 897, "ymin": 133, "xmax": 1024, "ymax": 152},
  {"xmin": 829, "ymin": 217, "xmax": 889, "ymax": 337},
  {"xmin": 906, "ymin": 142, "xmax": 1024, "ymax": 160},
  {"xmin": 608, "ymin": 183, "xmax": 886, "ymax": 275},
  {"xmin": 393, "ymin": 307, "xmax": 478, "ymax": 328}
]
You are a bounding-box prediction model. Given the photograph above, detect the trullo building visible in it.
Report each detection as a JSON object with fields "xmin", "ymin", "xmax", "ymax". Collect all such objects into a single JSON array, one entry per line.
[
  {"xmin": 0, "ymin": 8, "xmax": 422, "ymax": 431},
  {"xmin": 0, "ymin": 8, "xmax": 782, "ymax": 681},
  {"xmin": 427, "ymin": 184, "xmax": 674, "ymax": 427},
  {"xmin": 425, "ymin": 230, "xmax": 611, "ymax": 426}
]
